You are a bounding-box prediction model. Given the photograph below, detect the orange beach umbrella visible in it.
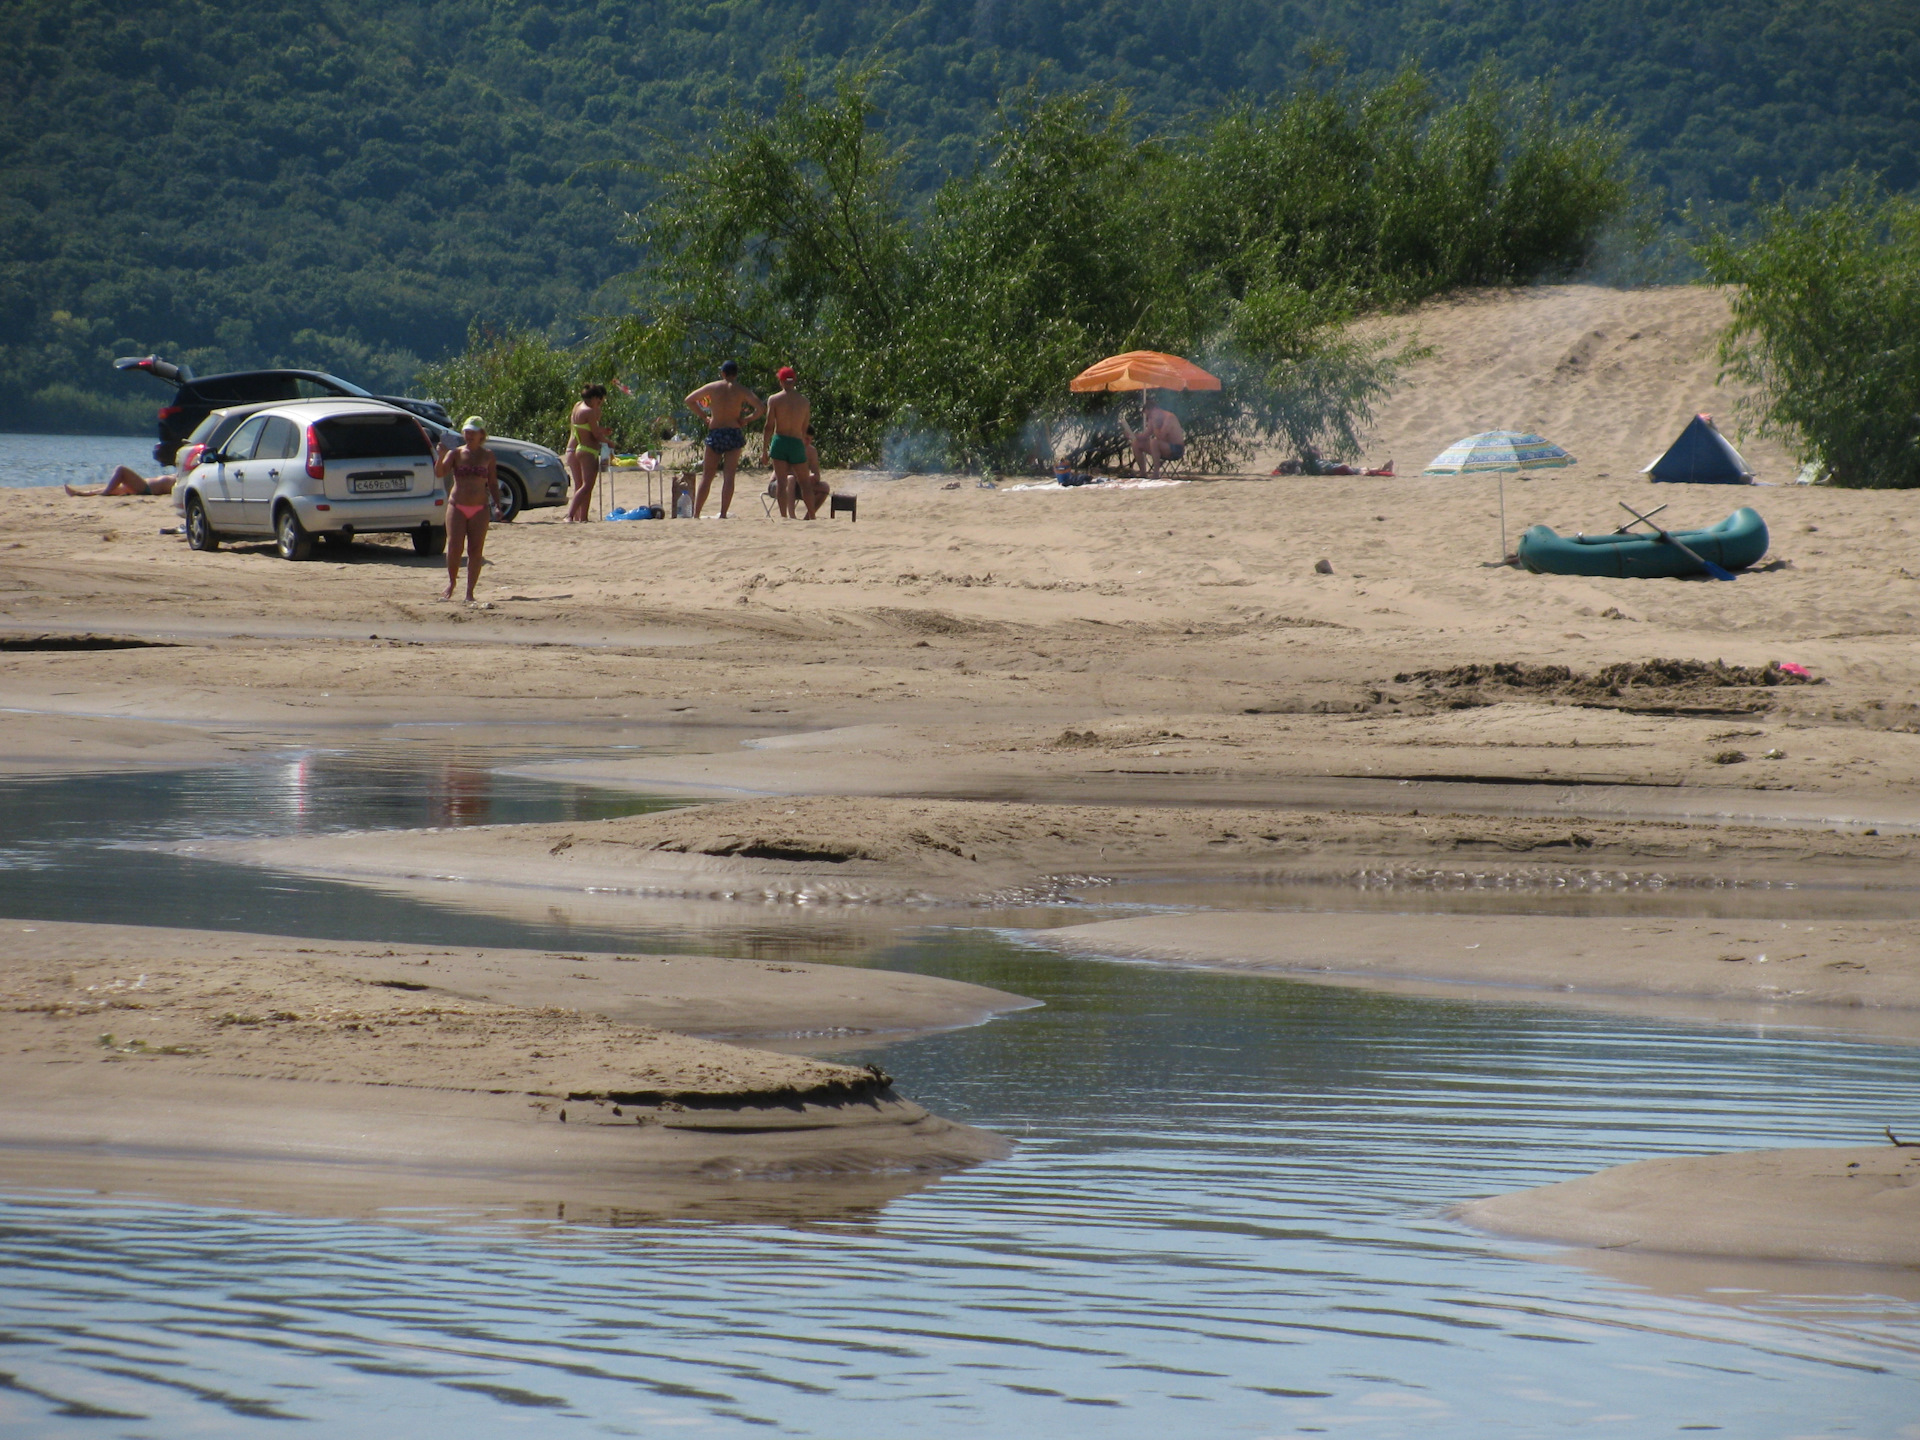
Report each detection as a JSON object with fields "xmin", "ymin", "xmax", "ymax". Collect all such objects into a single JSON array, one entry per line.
[{"xmin": 1070, "ymin": 350, "xmax": 1221, "ymax": 393}]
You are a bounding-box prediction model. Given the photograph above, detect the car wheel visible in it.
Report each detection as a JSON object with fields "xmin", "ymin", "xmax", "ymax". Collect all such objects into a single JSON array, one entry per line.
[
  {"xmin": 495, "ymin": 473, "xmax": 526, "ymax": 523},
  {"xmin": 276, "ymin": 506, "xmax": 314, "ymax": 561},
  {"xmin": 185, "ymin": 495, "xmax": 219, "ymax": 551},
  {"xmin": 413, "ymin": 522, "xmax": 446, "ymax": 556}
]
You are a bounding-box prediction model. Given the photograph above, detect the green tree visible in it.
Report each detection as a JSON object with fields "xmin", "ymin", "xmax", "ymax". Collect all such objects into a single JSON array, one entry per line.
[
  {"xmin": 599, "ymin": 65, "xmax": 1619, "ymax": 471},
  {"xmin": 1163, "ymin": 64, "xmax": 1629, "ymax": 307},
  {"xmin": 600, "ymin": 67, "xmax": 913, "ymax": 462},
  {"xmin": 1699, "ymin": 187, "xmax": 1920, "ymax": 488},
  {"xmin": 7, "ymin": 0, "xmax": 1911, "ymax": 434}
]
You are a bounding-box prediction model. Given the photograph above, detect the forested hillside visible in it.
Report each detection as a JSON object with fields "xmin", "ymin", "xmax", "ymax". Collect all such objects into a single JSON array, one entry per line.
[{"xmin": 5, "ymin": 0, "xmax": 1916, "ymax": 433}]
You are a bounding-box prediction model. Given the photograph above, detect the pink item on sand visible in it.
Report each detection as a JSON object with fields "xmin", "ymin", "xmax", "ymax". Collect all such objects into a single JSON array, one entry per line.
[{"xmin": 1778, "ymin": 663, "xmax": 1812, "ymax": 678}]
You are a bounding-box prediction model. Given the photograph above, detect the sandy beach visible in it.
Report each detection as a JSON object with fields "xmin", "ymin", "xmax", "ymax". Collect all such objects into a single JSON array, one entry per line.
[{"xmin": 6, "ymin": 284, "xmax": 1919, "ymax": 1256}]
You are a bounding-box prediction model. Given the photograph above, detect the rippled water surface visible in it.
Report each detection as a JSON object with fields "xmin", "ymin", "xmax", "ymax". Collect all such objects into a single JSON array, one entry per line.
[
  {"xmin": 2, "ymin": 749, "xmax": 1917, "ymax": 1437},
  {"xmin": 0, "ymin": 432, "xmax": 157, "ymax": 489}
]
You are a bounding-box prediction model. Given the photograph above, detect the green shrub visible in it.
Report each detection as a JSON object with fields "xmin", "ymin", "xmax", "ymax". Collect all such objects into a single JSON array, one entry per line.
[
  {"xmin": 415, "ymin": 325, "xmax": 657, "ymax": 453},
  {"xmin": 1161, "ymin": 63, "xmax": 1628, "ymax": 307},
  {"xmin": 1699, "ymin": 188, "xmax": 1920, "ymax": 488}
]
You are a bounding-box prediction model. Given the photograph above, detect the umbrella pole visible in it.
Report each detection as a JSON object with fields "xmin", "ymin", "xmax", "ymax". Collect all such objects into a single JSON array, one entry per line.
[{"xmin": 1499, "ymin": 475, "xmax": 1507, "ymax": 560}]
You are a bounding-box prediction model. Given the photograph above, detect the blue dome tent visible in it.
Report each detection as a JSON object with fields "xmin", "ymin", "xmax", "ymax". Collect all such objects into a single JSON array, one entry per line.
[{"xmin": 1644, "ymin": 414, "xmax": 1754, "ymax": 484}]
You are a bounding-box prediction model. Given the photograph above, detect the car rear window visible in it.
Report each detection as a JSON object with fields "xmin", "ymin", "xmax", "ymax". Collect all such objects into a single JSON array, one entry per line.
[{"xmin": 314, "ymin": 414, "xmax": 431, "ymax": 460}]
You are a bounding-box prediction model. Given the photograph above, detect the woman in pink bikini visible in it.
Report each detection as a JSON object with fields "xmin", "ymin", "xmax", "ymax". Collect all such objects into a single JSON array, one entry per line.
[{"xmin": 432, "ymin": 416, "xmax": 501, "ymax": 603}]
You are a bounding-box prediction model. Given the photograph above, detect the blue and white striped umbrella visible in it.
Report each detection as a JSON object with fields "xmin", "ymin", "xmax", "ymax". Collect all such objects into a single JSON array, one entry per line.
[{"xmin": 1423, "ymin": 430, "xmax": 1576, "ymax": 474}]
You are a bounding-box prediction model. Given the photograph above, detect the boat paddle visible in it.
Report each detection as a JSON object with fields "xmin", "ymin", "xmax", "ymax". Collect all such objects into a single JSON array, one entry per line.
[
  {"xmin": 1617, "ymin": 501, "xmax": 1737, "ymax": 580},
  {"xmin": 1611, "ymin": 502, "xmax": 1666, "ymax": 534}
]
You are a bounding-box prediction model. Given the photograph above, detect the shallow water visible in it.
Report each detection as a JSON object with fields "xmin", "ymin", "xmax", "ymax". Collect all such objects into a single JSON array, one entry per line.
[
  {"xmin": 1100, "ymin": 867, "xmax": 1920, "ymax": 921},
  {"xmin": 2, "ymin": 747, "xmax": 1918, "ymax": 1436},
  {"xmin": 0, "ymin": 432, "xmax": 157, "ymax": 490}
]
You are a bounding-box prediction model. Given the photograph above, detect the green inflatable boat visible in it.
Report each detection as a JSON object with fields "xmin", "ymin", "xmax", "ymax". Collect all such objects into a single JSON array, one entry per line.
[{"xmin": 1516, "ymin": 507, "xmax": 1769, "ymax": 579}]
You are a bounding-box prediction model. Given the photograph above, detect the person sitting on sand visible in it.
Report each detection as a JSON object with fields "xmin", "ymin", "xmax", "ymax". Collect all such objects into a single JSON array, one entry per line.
[
  {"xmin": 432, "ymin": 417, "xmax": 501, "ymax": 604},
  {"xmin": 1119, "ymin": 393, "xmax": 1186, "ymax": 475},
  {"xmin": 67, "ymin": 465, "xmax": 177, "ymax": 498},
  {"xmin": 762, "ymin": 366, "xmax": 812, "ymax": 518},
  {"xmin": 685, "ymin": 361, "xmax": 763, "ymax": 519},
  {"xmin": 798, "ymin": 425, "xmax": 830, "ymax": 520}
]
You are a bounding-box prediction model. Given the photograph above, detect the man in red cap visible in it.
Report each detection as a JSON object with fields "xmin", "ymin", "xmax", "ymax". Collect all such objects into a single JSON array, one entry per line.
[{"xmin": 762, "ymin": 365, "xmax": 814, "ymax": 518}]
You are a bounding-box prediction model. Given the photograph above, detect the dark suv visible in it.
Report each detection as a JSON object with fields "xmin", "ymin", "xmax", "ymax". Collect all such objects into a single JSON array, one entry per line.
[{"xmin": 115, "ymin": 356, "xmax": 452, "ymax": 465}]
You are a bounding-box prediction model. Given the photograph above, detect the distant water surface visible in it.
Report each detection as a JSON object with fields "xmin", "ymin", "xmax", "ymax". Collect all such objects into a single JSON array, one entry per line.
[{"xmin": 0, "ymin": 432, "xmax": 157, "ymax": 489}]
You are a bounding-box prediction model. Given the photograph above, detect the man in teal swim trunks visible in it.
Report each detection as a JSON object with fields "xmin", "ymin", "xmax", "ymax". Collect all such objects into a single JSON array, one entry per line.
[{"xmin": 762, "ymin": 366, "xmax": 813, "ymax": 518}]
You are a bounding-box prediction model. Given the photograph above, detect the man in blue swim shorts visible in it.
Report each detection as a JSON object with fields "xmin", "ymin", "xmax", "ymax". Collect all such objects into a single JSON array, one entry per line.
[{"xmin": 684, "ymin": 360, "xmax": 763, "ymax": 518}]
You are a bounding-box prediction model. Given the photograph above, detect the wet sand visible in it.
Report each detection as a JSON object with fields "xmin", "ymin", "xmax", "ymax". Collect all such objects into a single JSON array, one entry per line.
[
  {"xmin": 1457, "ymin": 1145, "xmax": 1920, "ymax": 1267},
  {"xmin": 0, "ymin": 922, "xmax": 1026, "ymax": 1210},
  {"xmin": 1037, "ymin": 909, "xmax": 1920, "ymax": 1042},
  {"xmin": 186, "ymin": 795, "xmax": 1920, "ymax": 1038}
]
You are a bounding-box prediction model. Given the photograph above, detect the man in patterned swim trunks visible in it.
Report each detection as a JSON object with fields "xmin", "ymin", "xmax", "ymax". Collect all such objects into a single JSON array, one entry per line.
[{"xmin": 684, "ymin": 360, "xmax": 763, "ymax": 518}]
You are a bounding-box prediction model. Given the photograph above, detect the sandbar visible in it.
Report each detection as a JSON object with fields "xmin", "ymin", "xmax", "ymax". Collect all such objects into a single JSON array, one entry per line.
[
  {"xmin": 1038, "ymin": 908, "xmax": 1920, "ymax": 1041},
  {"xmin": 1456, "ymin": 1145, "xmax": 1920, "ymax": 1267},
  {"xmin": 187, "ymin": 796, "xmax": 1920, "ymax": 1038},
  {"xmin": 0, "ymin": 922, "xmax": 1028, "ymax": 1216}
]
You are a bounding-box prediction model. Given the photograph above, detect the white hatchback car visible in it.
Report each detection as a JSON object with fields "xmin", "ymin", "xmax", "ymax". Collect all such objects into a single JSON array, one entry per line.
[{"xmin": 175, "ymin": 400, "xmax": 448, "ymax": 559}]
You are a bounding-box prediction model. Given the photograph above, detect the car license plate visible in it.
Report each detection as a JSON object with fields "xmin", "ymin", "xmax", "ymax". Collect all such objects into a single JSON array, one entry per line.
[{"xmin": 349, "ymin": 476, "xmax": 409, "ymax": 494}]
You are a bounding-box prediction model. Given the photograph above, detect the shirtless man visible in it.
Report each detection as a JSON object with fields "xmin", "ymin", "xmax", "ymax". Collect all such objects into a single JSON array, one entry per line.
[
  {"xmin": 684, "ymin": 361, "xmax": 762, "ymax": 518},
  {"xmin": 1121, "ymin": 392, "xmax": 1187, "ymax": 475},
  {"xmin": 761, "ymin": 367, "xmax": 812, "ymax": 518}
]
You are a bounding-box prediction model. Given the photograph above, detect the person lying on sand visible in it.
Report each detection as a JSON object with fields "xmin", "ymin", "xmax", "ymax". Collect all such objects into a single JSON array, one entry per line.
[
  {"xmin": 67, "ymin": 465, "xmax": 177, "ymax": 497},
  {"xmin": 1119, "ymin": 393, "xmax": 1185, "ymax": 475},
  {"xmin": 1273, "ymin": 450, "xmax": 1395, "ymax": 477}
]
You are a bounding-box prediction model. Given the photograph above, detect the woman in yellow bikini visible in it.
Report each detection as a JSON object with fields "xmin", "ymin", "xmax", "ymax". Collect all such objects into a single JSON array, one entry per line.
[
  {"xmin": 565, "ymin": 384, "xmax": 610, "ymax": 523},
  {"xmin": 432, "ymin": 417, "xmax": 501, "ymax": 602}
]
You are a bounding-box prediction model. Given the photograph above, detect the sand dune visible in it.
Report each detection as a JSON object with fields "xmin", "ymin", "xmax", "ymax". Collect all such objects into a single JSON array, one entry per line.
[{"xmin": 1350, "ymin": 284, "xmax": 1799, "ymax": 483}]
